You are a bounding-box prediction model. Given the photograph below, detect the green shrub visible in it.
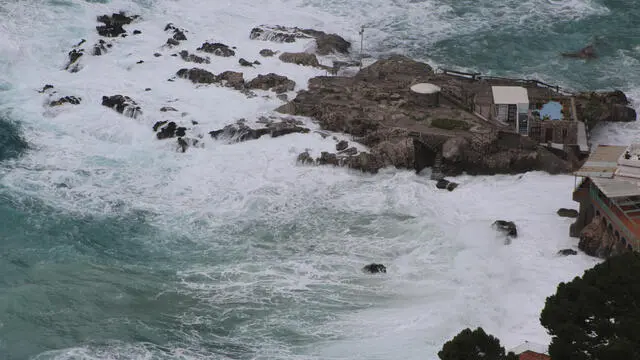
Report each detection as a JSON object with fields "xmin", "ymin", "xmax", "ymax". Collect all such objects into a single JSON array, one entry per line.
[{"xmin": 431, "ymin": 118, "xmax": 471, "ymax": 131}]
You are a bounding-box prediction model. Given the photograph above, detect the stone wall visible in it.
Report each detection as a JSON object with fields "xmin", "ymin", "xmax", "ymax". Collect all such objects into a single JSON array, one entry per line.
[{"xmin": 529, "ymin": 119, "xmax": 578, "ymax": 144}]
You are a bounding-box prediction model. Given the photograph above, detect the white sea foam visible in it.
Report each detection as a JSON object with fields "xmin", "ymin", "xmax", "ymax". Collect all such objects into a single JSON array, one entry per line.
[{"xmin": 0, "ymin": 0, "xmax": 625, "ymax": 359}]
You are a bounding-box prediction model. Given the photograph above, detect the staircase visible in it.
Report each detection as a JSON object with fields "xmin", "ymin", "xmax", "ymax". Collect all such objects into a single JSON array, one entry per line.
[{"xmin": 430, "ymin": 152, "xmax": 445, "ymax": 180}]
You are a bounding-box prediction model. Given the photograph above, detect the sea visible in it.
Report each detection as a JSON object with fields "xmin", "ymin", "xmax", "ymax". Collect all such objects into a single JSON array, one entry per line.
[{"xmin": 0, "ymin": 0, "xmax": 638, "ymax": 359}]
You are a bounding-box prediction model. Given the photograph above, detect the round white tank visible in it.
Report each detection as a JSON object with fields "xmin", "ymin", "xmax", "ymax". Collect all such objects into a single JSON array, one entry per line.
[{"xmin": 410, "ymin": 83, "xmax": 441, "ymax": 107}]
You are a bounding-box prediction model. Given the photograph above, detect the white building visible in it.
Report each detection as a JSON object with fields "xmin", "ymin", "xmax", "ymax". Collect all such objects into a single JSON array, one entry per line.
[{"xmin": 491, "ymin": 86, "xmax": 530, "ymax": 135}]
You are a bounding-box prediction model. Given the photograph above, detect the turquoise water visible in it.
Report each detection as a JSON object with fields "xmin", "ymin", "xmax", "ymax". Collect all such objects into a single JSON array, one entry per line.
[{"xmin": 0, "ymin": 0, "xmax": 636, "ymax": 359}]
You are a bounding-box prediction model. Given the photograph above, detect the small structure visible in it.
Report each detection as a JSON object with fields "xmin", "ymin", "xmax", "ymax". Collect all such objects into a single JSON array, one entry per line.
[
  {"xmin": 491, "ymin": 86, "xmax": 530, "ymax": 135},
  {"xmin": 410, "ymin": 83, "xmax": 441, "ymax": 107},
  {"xmin": 509, "ymin": 341, "xmax": 551, "ymax": 360},
  {"xmin": 572, "ymin": 144, "xmax": 640, "ymax": 252}
]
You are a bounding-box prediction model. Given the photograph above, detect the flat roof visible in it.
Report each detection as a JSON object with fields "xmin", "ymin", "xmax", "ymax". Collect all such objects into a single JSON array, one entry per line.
[
  {"xmin": 574, "ymin": 144, "xmax": 627, "ymax": 178},
  {"xmin": 492, "ymin": 86, "xmax": 529, "ymax": 105},
  {"xmin": 591, "ymin": 177, "xmax": 640, "ymax": 199}
]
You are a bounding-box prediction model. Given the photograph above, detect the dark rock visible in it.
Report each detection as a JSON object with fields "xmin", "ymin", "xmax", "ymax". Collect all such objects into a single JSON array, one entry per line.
[
  {"xmin": 92, "ymin": 39, "xmax": 110, "ymax": 56},
  {"xmin": 246, "ymin": 73, "xmax": 295, "ymax": 93},
  {"xmin": 557, "ymin": 208, "xmax": 579, "ymax": 218},
  {"xmin": 435, "ymin": 179, "xmax": 458, "ymax": 191},
  {"xmin": 250, "ymin": 25, "xmax": 311, "ymax": 43},
  {"xmin": 179, "ymin": 50, "xmax": 210, "ymax": 64},
  {"xmin": 176, "ymin": 137, "xmax": 202, "ymax": 153},
  {"xmin": 259, "ymin": 49, "xmax": 277, "ymax": 57},
  {"xmin": 65, "ymin": 49, "xmax": 84, "ymax": 72},
  {"xmin": 176, "ymin": 68, "xmax": 218, "ymax": 84},
  {"xmin": 253, "ymin": 60, "xmax": 261, "ymax": 65},
  {"xmin": 166, "ymin": 38, "xmax": 180, "ymax": 47},
  {"xmin": 96, "ymin": 12, "xmax": 139, "ymax": 37},
  {"xmin": 362, "ymin": 263, "xmax": 386, "ymax": 274},
  {"xmin": 218, "ymin": 71, "xmax": 245, "ymax": 90},
  {"xmin": 136, "ymin": 60, "xmax": 144, "ymax": 64},
  {"xmin": 336, "ymin": 140, "xmax": 348, "ymax": 151},
  {"xmin": 164, "ymin": 23, "xmax": 187, "ymax": 41},
  {"xmin": 145, "ymin": 88, "xmax": 152, "ymax": 91},
  {"xmin": 73, "ymin": 39, "xmax": 86, "ymax": 48},
  {"xmin": 49, "ymin": 96, "xmax": 81, "ymax": 106},
  {"xmin": 279, "ymin": 52, "xmax": 320, "ymax": 67},
  {"xmin": 175, "ymin": 127, "xmax": 186, "ymax": 137},
  {"xmin": 133, "ymin": 30, "xmax": 141, "ymax": 35},
  {"xmin": 209, "ymin": 120, "xmax": 309, "ymax": 143},
  {"xmin": 317, "ymin": 151, "xmax": 340, "ymax": 166},
  {"xmin": 154, "ymin": 53, "xmax": 162, "ymax": 57},
  {"xmin": 239, "ymin": 58, "xmax": 254, "ymax": 67},
  {"xmin": 39, "ymin": 84, "xmax": 54, "ymax": 93},
  {"xmin": 558, "ymin": 249, "xmax": 578, "ymax": 256},
  {"xmin": 156, "ymin": 121, "xmax": 177, "ymax": 139},
  {"xmin": 297, "ymin": 151, "xmax": 315, "ymax": 165},
  {"xmin": 575, "ymin": 90, "xmax": 637, "ymax": 129},
  {"xmin": 277, "ymin": 94, "xmax": 288, "ymax": 102},
  {"xmin": 492, "ymin": 220, "xmax": 518, "ymax": 238},
  {"xmin": 311, "ymin": 32, "xmax": 351, "ymax": 55},
  {"xmin": 250, "ymin": 25, "xmax": 351, "ymax": 55},
  {"xmin": 339, "ymin": 146, "xmax": 358, "ymax": 156},
  {"xmin": 160, "ymin": 106, "xmax": 178, "ymax": 112},
  {"xmin": 197, "ymin": 42, "xmax": 235, "ymax": 57},
  {"xmin": 191, "ymin": 120, "xmax": 199, "ymax": 125},
  {"xmin": 153, "ymin": 120, "xmax": 168, "ymax": 132},
  {"xmin": 561, "ymin": 44, "xmax": 597, "ymax": 59},
  {"xmin": 101, "ymin": 95, "xmax": 142, "ymax": 118}
]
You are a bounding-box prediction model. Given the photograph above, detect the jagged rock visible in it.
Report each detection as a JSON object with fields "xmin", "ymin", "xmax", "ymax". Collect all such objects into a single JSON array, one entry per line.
[
  {"xmin": 558, "ymin": 249, "xmax": 578, "ymax": 256},
  {"xmin": 238, "ymin": 58, "xmax": 254, "ymax": 67},
  {"xmin": 160, "ymin": 106, "xmax": 178, "ymax": 112},
  {"xmin": 92, "ymin": 39, "xmax": 112, "ymax": 56},
  {"xmin": 96, "ymin": 12, "xmax": 139, "ymax": 37},
  {"xmin": 209, "ymin": 120, "xmax": 309, "ymax": 142},
  {"xmin": 176, "ymin": 68, "xmax": 218, "ymax": 84},
  {"xmin": 176, "ymin": 137, "xmax": 202, "ymax": 153},
  {"xmin": 65, "ymin": 49, "xmax": 84, "ymax": 72},
  {"xmin": 575, "ymin": 90, "xmax": 637, "ymax": 128},
  {"xmin": 259, "ymin": 49, "xmax": 276, "ymax": 57},
  {"xmin": 133, "ymin": 30, "xmax": 141, "ymax": 35},
  {"xmin": 101, "ymin": 95, "xmax": 142, "ymax": 118},
  {"xmin": 155, "ymin": 121, "xmax": 187, "ymax": 140},
  {"xmin": 279, "ymin": 52, "xmax": 320, "ymax": 67},
  {"xmin": 166, "ymin": 38, "xmax": 180, "ymax": 47},
  {"xmin": 136, "ymin": 60, "xmax": 144, "ymax": 64},
  {"xmin": 164, "ymin": 23, "xmax": 187, "ymax": 41},
  {"xmin": 436, "ymin": 179, "xmax": 458, "ymax": 191},
  {"xmin": 39, "ymin": 84, "xmax": 54, "ymax": 93},
  {"xmin": 336, "ymin": 140, "xmax": 348, "ymax": 151},
  {"xmin": 197, "ymin": 42, "xmax": 235, "ymax": 57},
  {"xmin": 154, "ymin": 53, "xmax": 162, "ymax": 57},
  {"xmin": 73, "ymin": 39, "xmax": 86, "ymax": 48},
  {"xmin": 217, "ymin": 71, "xmax": 245, "ymax": 90},
  {"xmin": 578, "ymin": 217, "xmax": 630, "ymax": 258},
  {"xmin": 179, "ymin": 50, "xmax": 210, "ymax": 64},
  {"xmin": 317, "ymin": 151, "xmax": 340, "ymax": 166},
  {"xmin": 153, "ymin": 120, "xmax": 167, "ymax": 132},
  {"xmin": 557, "ymin": 208, "xmax": 579, "ymax": 218},
  {"xmin": 250, "ymin": 25, "xmax": 350, "ymax": 55},
  {"xmin": 246, "ymin": 73, "xmax": 295, "ymax": 93},
  {"xmin": 492, "ymin": 220, "xmax": 518, "ymax": 238},
  {"xmin": 49, "ymin": 96, "xmax": 81, "ymax": 106},
  {"xmin": 362, "ymin": 263, "xmax": 386, "ymax": 274}
]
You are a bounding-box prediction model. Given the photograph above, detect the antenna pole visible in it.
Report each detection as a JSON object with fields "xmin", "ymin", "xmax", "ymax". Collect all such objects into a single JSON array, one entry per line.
[{"xmin": 359, "ymin": 26, "xmax": 365, "ymax": 70}]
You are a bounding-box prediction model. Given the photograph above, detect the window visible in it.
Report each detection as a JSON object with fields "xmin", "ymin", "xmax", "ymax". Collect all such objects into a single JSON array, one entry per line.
[{"xmin": 562, "ymin": 128, "xmax": 568, "ymax": 139}]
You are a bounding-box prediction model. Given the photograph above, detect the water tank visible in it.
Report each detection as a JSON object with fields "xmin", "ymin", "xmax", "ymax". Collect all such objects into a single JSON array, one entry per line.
[{"xmin": 410, "ymin": 83, "xmax": 441, "ymax": 107}]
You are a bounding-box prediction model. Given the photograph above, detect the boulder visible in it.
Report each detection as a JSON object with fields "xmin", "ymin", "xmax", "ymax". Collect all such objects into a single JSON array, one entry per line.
[
  {"xmin": 96, "ymin": 12, "xmax": 139, "ymax": 37},
  {"xmin": 101, "ymin": 95, "xmax": 142, "ymax": 118},
  {"xmin": 92, "ymin": 39, "xmax": 112, "ymax": 56},
  {"xmin": 436, "ymin": 179, "xmax": 458, "ymax": 192},
  {"xmin": 362, "ymin": 263, "xmax": 387, "ymax": 274},
  {"xmin": 246, "ymin": 73, "xmax": 295, "ymax": 93},
  {"xmin": 312, "ymin": 32, "xmax": 351, "ymax": 55},
  {"xmin": 160, "ymin": 106, "xmax": 178, "ymax": 112},
  {"xmin": 278, "ymin": 52, "xmax": 320, "ymax": 67},
  {"xmin": 209, "ymin": 120, "xmax": 309, "ymax": 143},
  {"xmin": 557, "ymin": 208, "xmax": 579, "ymax": 218},
  {"xmin": 297, "ymin": 151, "xmax": 315, "ymax": 165},
  {"xmin": 176, "ymin": 68, "xmax": 218, "ymax": 84},
  {"xmin": 155, "ymin": 121, "xmax": 187, "ymax": 140},
  {"xmin": 179, "ymin": 50, "xmax": 210, "ymax": 64},
  {"xmin": 164, "ymin": 23, "xmax": 187, "ymax": 41},
  {"xmin": 578, "ymin": 217, "xmax": 629, "ymax": 258},
  {"xmin": 197, "ymin": 42, "xmax": 235, "ymax": 57},
  {"xmin": 238, "ymin": 58, "xmax": 254, "ymax": 67},
  {"xmin": 575, "ymin": 90, "xmax": 637, "ymax": 129},
  {"xmin": 218, "ymin": 71, "xmax": 245, "ymax": 90},
  {"xmin": 49, "ymin": 96, "xmax": 81, "ymax": 106},
  {"xmin": 65, "ymin": 49, "xmax": 84, "ymax": 72},
  {"xmin": 492, "ymin": 220, "xmax": 518, "ymax": 238},
  {"xmin": 558, "ymin": 249, "xmax": 578, "ymax": 256},
  {"xmin": 250, "ymin": 25, "xmax": 351, "ymax": 55},
  {"xmin": 259, "ymin": 49, "xmax": 277, "ymax": 57},
  {"xmin": 339, "ymin": 147, "xmax": 358, "ymax": 156},
  {"xmin": 336, "ymin": 140, "xmax": 349, "ymax": 151}
]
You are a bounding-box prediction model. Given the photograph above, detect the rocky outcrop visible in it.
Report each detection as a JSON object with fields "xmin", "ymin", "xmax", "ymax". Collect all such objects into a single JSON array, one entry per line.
[
  {"xmin": 164, "ymin": 23, "xmax": 187, "ymax": 41},
  {"xmin": 101, "ymin": 95, "xmax": 142, "ymax": 118},
  {"xmin": 436, "ymin": 179, "xmax": 458, "ymax": 191},
  {"xmin": 246, "ymin": 73, "xmax": 295, "ymax": 93},
  {"xmin": 558, "ymin": 249, "xmax": 578, "ymax": 256},
  {"xmin": 179, "ymin": 50, "xmax": 210, "ymax": 64},
  {"xmin": 250, "ymin": 25, "xmax": 351, "ymax": 55},
  {"xmin": 176, "ymin": 68, "xmax": 219, "ymax": 84},
  {"xmin": 96, "ymin": 12, "xmax": 139, "ymax": 37},
  {"xmin": 218, "ymin": 71, "xmax": 245, "ymax": 90},
  {"xmin": 578, "ymin": 217, "xmax": 630, "ymax": 258},
  {"xmin": 209, "ymin": 119, "xmax": 309, "ymax": 143},
  {"xmin": 362, "ymin": 263, "xmax": 386, "ymax": 274},
  {"xmin": 197, "ymin": 42, "xmax": 235, "ymax": 57},
  {"xmin": 92, "ymin": 39, "xmax": 112, "ymax": 56},
  {"xmin": 259, "ymin": 49, "xmax": 277, "ymax": 57},
  {"xmin": 65, "ymin": 49, "xmax": 84, "ymax": 72},
  {"xmin": 278, "ymin": 52, "xmax": 320, "ymax": 67},
  {"xmin": 575, "ymin": 90, "xmax": 637, "ymax": 128},
  {"xmin": 279, "ymin": 55, "xmax": 573, "ymax": 175}
]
